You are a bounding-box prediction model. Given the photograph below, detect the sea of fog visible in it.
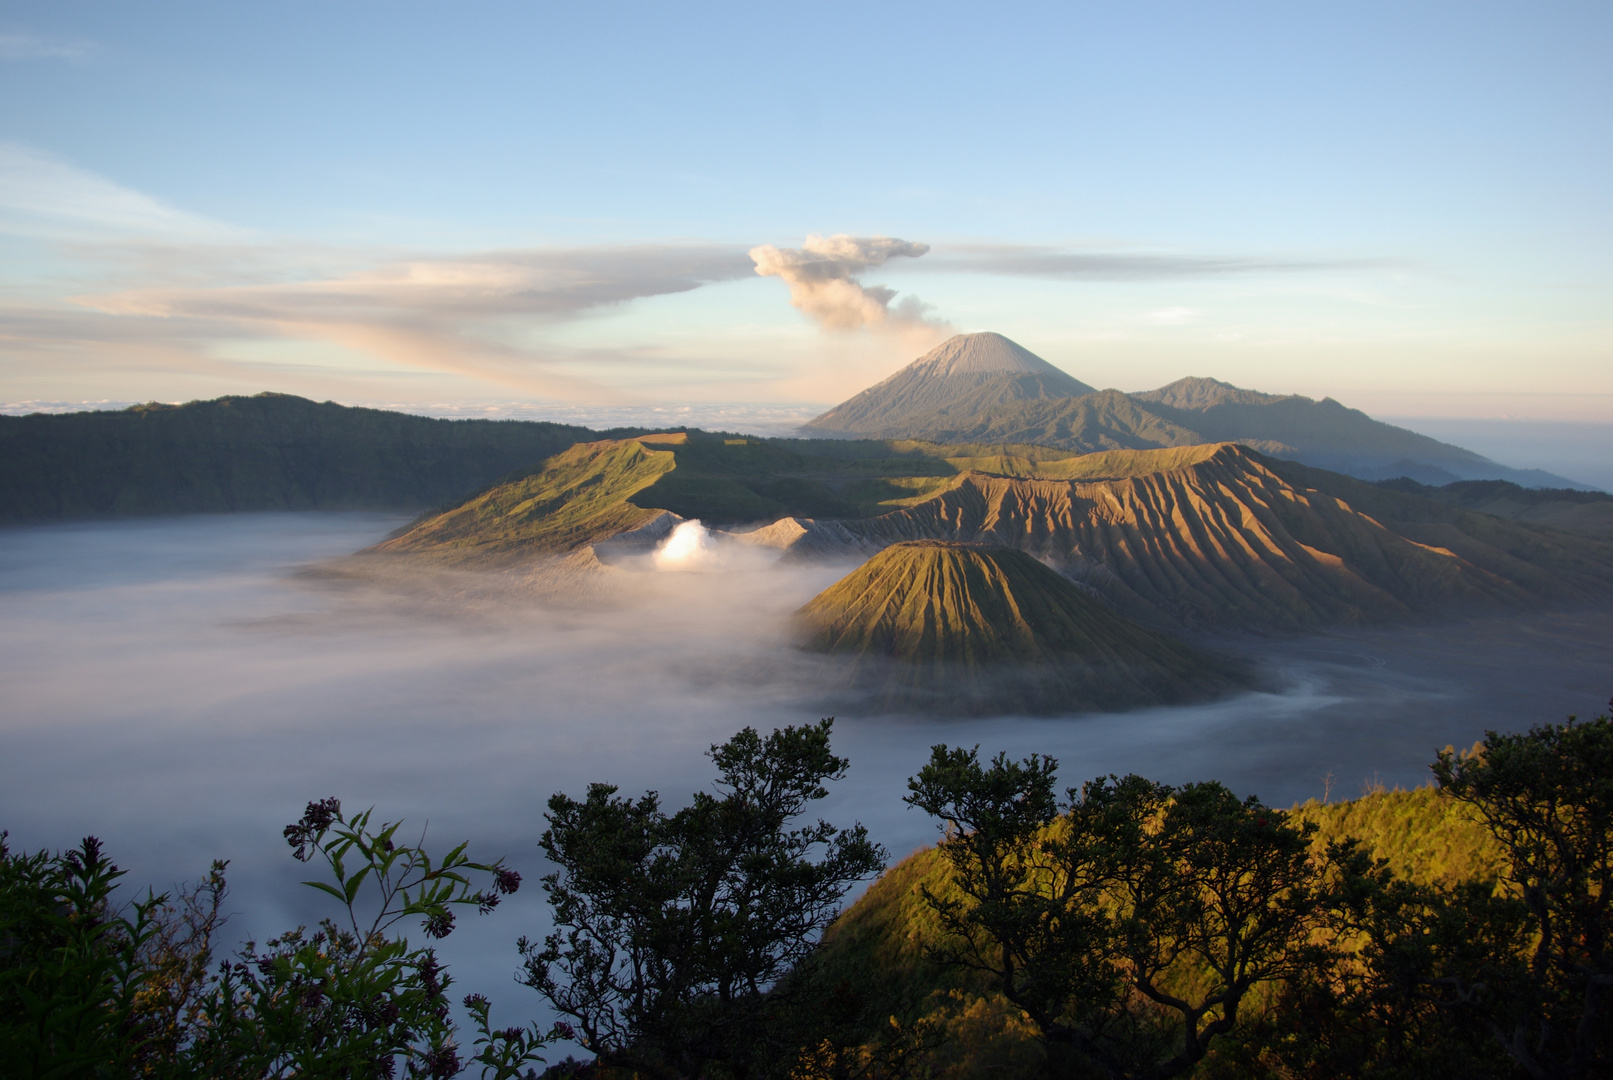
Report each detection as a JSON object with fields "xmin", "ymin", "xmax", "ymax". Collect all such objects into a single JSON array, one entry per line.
[{"xmin": 3, "ymin": 512, "xmax": 1612, "ymax": 1035}]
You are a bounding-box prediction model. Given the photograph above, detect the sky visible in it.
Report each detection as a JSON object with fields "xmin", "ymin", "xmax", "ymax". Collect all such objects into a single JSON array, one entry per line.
[{"xmin": 1, "ymin": 1, "xmax": 1610, "ymax": 419}]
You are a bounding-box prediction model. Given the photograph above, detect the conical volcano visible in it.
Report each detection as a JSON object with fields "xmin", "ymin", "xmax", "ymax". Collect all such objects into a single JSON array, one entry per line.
[
  {"xmin": 796, "ymin": 540, "xmax": 1247, "ymax": 714},
  {"xmin": 804, "ymin": 332, "xmax": 1095, "ymax": 437}
]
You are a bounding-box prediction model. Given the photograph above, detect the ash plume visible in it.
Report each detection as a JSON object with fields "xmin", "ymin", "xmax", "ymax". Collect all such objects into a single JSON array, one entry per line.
[{"xmin": 749, "ymin": 235, "xmax": 947, "ymax": 339}]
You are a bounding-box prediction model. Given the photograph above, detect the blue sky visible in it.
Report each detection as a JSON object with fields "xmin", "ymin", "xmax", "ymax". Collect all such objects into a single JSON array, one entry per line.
[{"xmin": 2, "ymin": 1, "xmax": 1609, "ymax": 416}]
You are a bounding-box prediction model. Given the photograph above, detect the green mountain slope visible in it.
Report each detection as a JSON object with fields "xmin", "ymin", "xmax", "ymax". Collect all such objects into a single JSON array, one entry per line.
[
  {"xmin": 796, "ymin": 540, "xmax": 1246, "ymax": 713},
  {"xmin": 374, "ymin": 430, "xmax": 1003, "ymax": 562},
  {"xmin": 0, "ymin": 394, "xmax": 613, "ymax": 524},
  {"xmin": 371, "ymin": 434, "xmax": 682, "ymax": 564}
]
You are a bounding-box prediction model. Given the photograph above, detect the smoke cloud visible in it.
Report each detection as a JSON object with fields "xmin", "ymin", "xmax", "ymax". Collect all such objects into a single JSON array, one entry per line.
[{"xmin": 749, "ymin": 235, "xmax": 944, "ymax": 335}]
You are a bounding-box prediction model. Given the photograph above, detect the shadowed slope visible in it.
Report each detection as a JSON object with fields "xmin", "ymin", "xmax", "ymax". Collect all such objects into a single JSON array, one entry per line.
[
  {"xmin": 834, "ymin": 444, "xmax": 1613, "ymax": 630},
  {"xmin": 805, "ymin": 333, "xmax": 1095, "ymax": 436},
  {"xmin": 796, "ymin": 540, "xmax": 1246, "ymax": 714},
  {"xmin": 896, "ymin": 387, "xmax": 1487, "ymax": 475},
  {"xmin": 871, "ymin": 389, "xmax": 1224, "ymax": 453},
  {"xmin": 1376, "ymin": 477, "xmax": 1613, "ymax": 537}
]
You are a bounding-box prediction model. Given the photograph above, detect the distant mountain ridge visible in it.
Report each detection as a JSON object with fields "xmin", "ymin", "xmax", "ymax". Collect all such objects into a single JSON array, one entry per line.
[
  {"xmin": 804, "ymin": 334, "xmax": 1592, "ymax": 490},
  {"xmin": 1374, "ymin": 477, "xmax": 1613, "ymax": 537},
  {"xmin": 0, "ymin": 393, "xmax": 628, "ymax": 524}
]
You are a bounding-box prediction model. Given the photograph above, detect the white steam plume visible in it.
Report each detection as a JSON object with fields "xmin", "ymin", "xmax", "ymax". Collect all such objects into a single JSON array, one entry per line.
[
  {"xmin": 653, "ymin": 520, "xmax": 721, "ymax": 571},
  {"xmin": 749, "ymin": 235, "xmax": 946, "ymax": 336}
]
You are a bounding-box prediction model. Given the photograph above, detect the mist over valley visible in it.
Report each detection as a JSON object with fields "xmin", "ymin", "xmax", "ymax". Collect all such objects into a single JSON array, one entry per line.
[{"xmin": 4, "ymin": 507, "xmax": 1611, "ymax": 1012}]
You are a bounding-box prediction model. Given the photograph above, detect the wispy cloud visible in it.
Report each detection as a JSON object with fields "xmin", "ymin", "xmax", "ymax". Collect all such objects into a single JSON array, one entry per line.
[
  {"xmin": 85, "ymin": 246, "xmax": 757, "ymax": 322},
  {"xmin": 0, "ymin": 32, "xmax": 98, "ymax": 62},
  {"xmin": 0, "ymin": 142, "xmax": 231, "ymax": 239},
  {"xmin": 922, "ymin": 243, "xmax": 1399, "ymax": 280},
  {"xmin": 58, "ymin": 246, "xmax": 758, "ymax": 396},
  {"xmin": 0, "ymin": 143, "xmax": 768, "ymax": 397},
  {"xmin": 0, "ymin": 144, "xmax": 1411, "ymax": 403}
]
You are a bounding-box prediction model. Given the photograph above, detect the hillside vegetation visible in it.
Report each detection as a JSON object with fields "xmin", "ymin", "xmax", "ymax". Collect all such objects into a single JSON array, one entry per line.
[
  {"xmin": 371, "ymin": 435, "xmax": 680, "ymax": 565},
  {"xmin": 0, "ymin": 394, "xmax": 619, "ymax": 524},
  {"xmin": 803, "ymin": 731, "xmax": 1574, "ymax": 1080},
  {"xmin": 820, "ymin": 781, "xmax": 1506, "ymax": 994}
]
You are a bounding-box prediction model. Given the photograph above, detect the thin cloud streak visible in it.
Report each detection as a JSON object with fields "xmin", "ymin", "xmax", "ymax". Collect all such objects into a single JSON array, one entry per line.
[
  {"xmin": 85, "ymin": 246, "xmax": 757, "ymax": 322},
  {"xmin": 59, "ymin": 245, "xmax": 759, "ymax": 398},
  {"xmin": 1, "ymin": 143, "xmax": 1415, "ymax": 402},
  {"xmin": 0, "ymin": 32, "xmax": 98, "ymax": 62},
  {"xmin": 0, "ymin": 143, "xmax": 232, "ymax": 240},
  {"xmin": 921, "ymin": 243, "xmax": 1403, "ymax": 280}
]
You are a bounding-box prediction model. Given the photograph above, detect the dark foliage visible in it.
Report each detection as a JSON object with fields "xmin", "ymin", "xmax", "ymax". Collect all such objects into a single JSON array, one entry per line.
[
  {"xmin": 1432, "ymin": 708, "xmax": 1613, "ymax": 1078},
  {"xmin": 0, "ymin": 800, "xmax": 546, "ymax": 1080},
  {"xmin": 521, "ymin": 719, "xmax": 887, "ymax": 1080},
  {"xmin": 0, "ymin": 832, "xmax": 165, "ymax": 1076},
  {"xmin": 6, "ymin": 708, "xmax": 1612, "ymax": 1078}
]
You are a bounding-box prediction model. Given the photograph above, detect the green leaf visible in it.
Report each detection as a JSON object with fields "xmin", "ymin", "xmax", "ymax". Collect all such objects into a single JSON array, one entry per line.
[
  {"xmin": 302, "ymin": 880, "xmax": 348, "ymax": 904},
  {"xmin": 344, "ymin": 865, "xmax": 372, "ymax": 905}
]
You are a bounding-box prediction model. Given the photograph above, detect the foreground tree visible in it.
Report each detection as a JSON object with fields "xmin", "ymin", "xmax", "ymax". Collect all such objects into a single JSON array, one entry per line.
[
  {"xmin": 906, "ymin": 746, "xmax": 1336, "ymax": 1080},
  {"xmin": 522, "ymin": 719, "xmax": 887, "ymax": 1080},
  {"xmin": 1432, "ymin": 709, "xmax": 1613, "ymax": 1079}
]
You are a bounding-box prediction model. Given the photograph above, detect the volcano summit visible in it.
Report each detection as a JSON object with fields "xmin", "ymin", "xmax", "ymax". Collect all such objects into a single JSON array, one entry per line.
[{"xmin": 804, "ymin": 332, "xmax": 1097, "ymax": 437}]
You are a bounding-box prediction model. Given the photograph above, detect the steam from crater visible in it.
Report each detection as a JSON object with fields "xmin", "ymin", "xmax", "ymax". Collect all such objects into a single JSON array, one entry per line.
[{"xmin": 653, "ymin": 520, "xmax": 721, "ymax": 570}]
